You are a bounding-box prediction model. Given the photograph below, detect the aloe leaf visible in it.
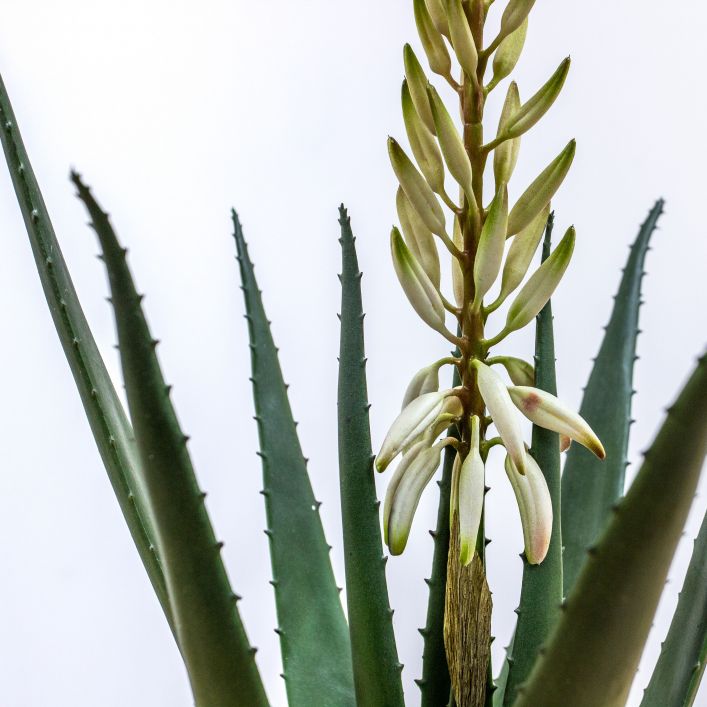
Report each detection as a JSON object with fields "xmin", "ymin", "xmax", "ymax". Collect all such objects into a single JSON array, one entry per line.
[
  {"xmin": 640, "ymin": 509, "xmax": 707, "ymax": 707},
  {"xmin": 71, "ymin": 175, "xmax": 268, "ymax": 707},
  {"xmin": 0, "ymin": 74, "xmax": 173, "ymax": 634},
  {"xmin": 515, "ymin": 353, "xmax": 707, "ymax": 707},
  {"xmin": 232, "ymin": 211, "xmax": 355, "ymax": 707},
  {"xmin": 561, "ymin": 200, "xmax": 664, "ymax": 596},
  {"xmin": 337, "ymin": 207, "xmax": 404, "ymax": 706},
  {"xmin": 418, "ymin": 359, "xmax": 460, "ymax": 706},
  {"xmin": 502, "ymin": 214, "xmax": 562, "ymax": 706}
]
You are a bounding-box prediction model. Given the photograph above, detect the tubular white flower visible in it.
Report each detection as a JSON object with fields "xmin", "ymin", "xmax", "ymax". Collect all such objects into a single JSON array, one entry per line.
[
  {"xmin": 504, "ymin": 452, "xmax": 552, "ymax": 564},
  {"xmin": 377, "ymin": 389, "xmax": 459, "ymax": 471},
  {"xmin": 459, "ymin": 416, "xmax": 485, "ymax": 565},
  {"xmin": 383, "ymin": 439, "xmax": 428, "ymax": 542},
  {"xmin": 473, "ymin": 360, "xmax": 527, "ymax": 473},
  {"xmin": 401, "ymin": 362, "xmax": 441, "ymax": 410},
  {"xmin": 508, "ymin": 385, "xmax": 606, "ymax": 459},
  {"xmin": 385, "ymin": 441, "xmax": 445, "ymax": 555}
]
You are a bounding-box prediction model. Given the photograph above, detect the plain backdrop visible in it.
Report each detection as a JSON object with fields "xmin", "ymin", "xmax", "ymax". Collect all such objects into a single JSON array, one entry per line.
[{"xmin": 0, "ymin": 1, "xmax": 705, "ymax": 706}]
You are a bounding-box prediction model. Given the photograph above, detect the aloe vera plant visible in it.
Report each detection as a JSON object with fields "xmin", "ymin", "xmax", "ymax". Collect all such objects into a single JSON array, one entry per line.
[{"xmin": 1, "ymin": 1, "xmax": 706, "ymax": 706}]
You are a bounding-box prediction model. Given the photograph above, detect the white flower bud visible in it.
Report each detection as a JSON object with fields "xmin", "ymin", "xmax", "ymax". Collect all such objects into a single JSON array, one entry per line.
[
  {"xmin": 473, "ymin": 360, "xmax": 527, "ymax": 473},
  {"xmin": 401, "ymin": 362, "xmax": 442, "ymax": 409},
  {"xmin": 403, "ymin": 45, "xmax": 436, "ymax": 134},
  {"xmin": 459, "ymin": 416, "xmax": 485, "ymax": 565},
  {"xmin": 385, "ymin": 441, "xmax": 445, "ymax": 554},
  {"xmin": 472, "ymin": 184, "xmax": 509, "ymax": 310},
  {"xmin": 492, "ymin": 18, "xmax": 527, "ymax": 85},
  {"xmin": 507, "ymin": 139, "xmax": 576, "ymax": 237},
  {"xmin": 444, "ymin": 0, "xmax": 478, "ymax": 78},
  {"xmin": 494, "ymin": 82, "xmax": 522, "ymax": 186},
  {"xmin": 497, "ymin": 203, "xmax": 550, "ymax": 305},
  {"xmin": 391, "ymin": 227, "xmax": 447, "ymax": 336},
  {"xmin": 504, "ymin": 58, "xmax": 571, "ymax": 140},
  {"xmin": 499, "ymin": 0, "xmax": 536, "ymax": 42},
  {"xmin": 505, "ymin": 226, "xmax": 575, "ymax": 334},
  {"xmin": 413, "ymin": 0, "xmax": 452, "ymax": 78},
  {"xmin": 402, "ymin": 80, "xmax": 445, "ymax": 194},
  {"xmin": 388, "ymin": 137, "xmax": 446, "ymax": 236},
  {"xmin": 377, "ymin": 389, "xmax": 457, "ymax": 471},
  {"xmin": 508, "ymin": 385, "xmax": 606, "ymax": 459},
  {"xmin": 427, "ymin": 85, "xmax": 474, "ymax": 199},
  {"xmin": 504, "ymin": 452, "xmax": 552, "ymax": 564},
  {"xmin": 396, "ymin": 188, "xmax": 441, "ymax": 289}
]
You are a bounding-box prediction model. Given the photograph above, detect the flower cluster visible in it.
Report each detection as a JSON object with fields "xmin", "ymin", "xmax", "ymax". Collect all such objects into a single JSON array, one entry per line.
[{"xmin": 377, "ymin": 0, "xmax": 604, "ymax": 565}]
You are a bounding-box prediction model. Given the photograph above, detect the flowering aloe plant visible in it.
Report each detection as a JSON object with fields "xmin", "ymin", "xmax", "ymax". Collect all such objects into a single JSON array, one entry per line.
[{"xmin": 0, "ymin": 1, "xmax": 705, "ymax": 707}]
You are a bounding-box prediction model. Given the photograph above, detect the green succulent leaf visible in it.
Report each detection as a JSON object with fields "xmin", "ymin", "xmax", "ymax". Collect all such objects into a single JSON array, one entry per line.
[
  {"xmin": 502, "ymin": 214, "xmax": 563, "ymax": 706},
  {"xmin": 72, "ymin": 175, "xmax": 268, "ymax": 707},
  {"xmin": 418, "ymin": 362, "xmax": 460, "ymax": 707},
  {"xmin": 640, "ymin": 509, "xmax": 707, "ymax": 707},
  {"xmin": 337, "ymin": 207, "xmax": 404, "ymax": 707},
  {"xmin": 233, "ymin": 212, "xmax": 355, "ymax": 707},
  {"xmin": 561, "ymin": 200, "xmax": 664, "ymax": 597},
  {"xmin": 0, "ymin": 74, "xmax": 173, "ymax": 636},
  {"xmin": 515, "ymin": 353, "xmax": 707, "ymax": 707}
]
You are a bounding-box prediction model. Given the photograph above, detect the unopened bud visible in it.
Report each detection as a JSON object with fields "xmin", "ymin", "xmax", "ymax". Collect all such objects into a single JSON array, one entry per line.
[
  {"xmin": 493, "ymin": 356, "xmax": 535, "ymax": 387},
  {"xmin": 388, "ymin": 137, "xmax": 446, "ymax": 236},
  {"xmin": 391, "ymin": 227, "xmax": 447, "ymax": 335},
  {"xmin": 377, "ymin": 389, "xmax": 450, "ymax": 471},
  {"xmin": 508, "ymin": 385, "xmax": 606, "ymax": 459},
  {"xmin": 404, "ymin": 45, "xmax": 436, "ymax": 134},
  {"xmin": 402, "ymin": 81, "xmax": 445, "ymax": 194},
  {"xmin": 472, "ymin": 184, "xmax": 509, "ymax": 309},
  {"xmin": 504, "ymin": 452, "xmax": 552, "ymax": 564},
  {"xmin": 444, "ymin": 0, "xmax": 478, "ymax": 78},
  {"xmin": 385, "ymin": 441, "xmax": 444, "ymax": 554},
  {"xmin": 452, "ymin": 217, "xmax": 465, "ymax": 307},
  {"xmin": 507, "ymin": 139, "xmax": 576, "ymax": 236},
  {"xmin": 473, "ymin": 360, "xmax": 527, "ymax": 474},
  {"xmin": 560, "ymin": 434, "xmax": 572, "ymax": 453},
  {"xmin": 414, "ymin": 0, "xmax": 452, "ymax": 78},
  {"xmin": 426, "ymin": 0, "xmax": 450, "ymax": 37},
  {"xmin": 494, "ymin": 82, "xmax": 522, "ymax": 186},
  {"xmin": 492, "ymin": 18, "xmax": 527, "ymax": 85},
  {"xmin": 427, "ymin": 85, "xmax": 474, "ymax": 199},
  {"xmin": 505, "ymin": 58, "xmax": 571, "ymax": 139},
  {"xmin": 505, "ymin": 226, "xmax": 575, "ymax": 333},
  {"xmin": 499, "ymin": 0, "xmax": 536, "ymax": 42},
  {"xmin": 498, "ymin": 203, "xmax": 550, "ymax": 303},
  {"xmin": 401, "ymin": 361, "xmax": 442, "ymax": 409},
  {"xmin": 396, "ymin": 187, "xmax": 441, "ymax": 288},
  {"xmin": 459, "ymin": 416, "xmax": 485, "ymax": 565}
]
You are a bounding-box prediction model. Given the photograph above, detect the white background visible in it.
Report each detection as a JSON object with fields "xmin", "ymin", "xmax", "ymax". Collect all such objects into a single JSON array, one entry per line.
[{"xmin": 0, "ymin": 1, "xmax": 705, "ymax": 705}]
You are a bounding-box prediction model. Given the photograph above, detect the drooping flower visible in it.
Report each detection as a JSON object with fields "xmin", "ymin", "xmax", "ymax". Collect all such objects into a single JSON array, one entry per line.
[
  {"xmin": 508, "ymin": 385, "xmax": 605, "ymax": 459},
  {"xmin": 504, "ymin": 452, "xmax": 553, "ymax": 564}
]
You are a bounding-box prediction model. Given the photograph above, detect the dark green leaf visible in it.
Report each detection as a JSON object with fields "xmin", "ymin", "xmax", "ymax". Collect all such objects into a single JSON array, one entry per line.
[
  {"xmin": 0, "ymin": 74, "xmax": 172, "ymax": 635},
  {"xmin": 233, "ymin": 211, "xmax": 355, "ymax": 707},
  {"xmin": 640, "ymin": 510, "xmax": 707, "ymax": 707},
  {"xmin": 503, "ymin": 214, "xmax": 562, "ymax": 705},
  {"xmin": 516, "ymin": 353, "xmax": 707, "ymax": 707},
  {"xmin": 337, "ymin": 207, "xmax": 404, "ymax": 706},
  {"xmin": 73, "ymin": 176, "xmax": 268, "ymax": 707},
  {"xmin": 562, "ymin": 201, "xmax": 664, "ymax": 596}
]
